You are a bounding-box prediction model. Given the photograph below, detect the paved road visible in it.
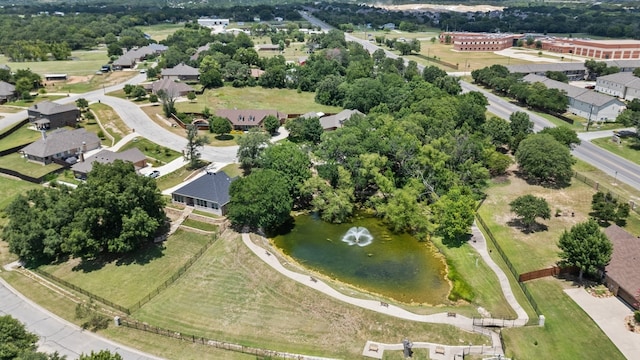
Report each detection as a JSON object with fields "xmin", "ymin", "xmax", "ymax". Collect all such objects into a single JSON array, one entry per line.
[
  {"xmin": 0, "ymin": 277, "xmax": 164, "ymax": 360},
  {"xmin": 301, "ymin": 11, "xmax": 640, "ymax": 192}
]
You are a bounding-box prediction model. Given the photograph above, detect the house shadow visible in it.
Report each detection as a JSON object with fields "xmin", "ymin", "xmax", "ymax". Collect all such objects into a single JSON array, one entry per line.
[{"xmin": 506, "ymin": 218, "xmax": 548, "ymax": 234}]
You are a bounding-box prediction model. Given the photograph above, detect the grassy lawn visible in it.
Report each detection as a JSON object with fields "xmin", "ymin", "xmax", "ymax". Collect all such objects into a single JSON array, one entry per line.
[
  {"xmin": 592, "ymin": 136, "xmax": 640, "ymax": 166},
  {"xmin": 0, "ymin": 124, "xmax": 42, "ymax": 151},
  {"xmin": 176, "ymin": 87, "xmax": 343, "ymax": 116},
  {"xmin": 89, "ymin": 102, "xmax": 130, "ymax": 144},
  {"xmin": 0, "ymin": 50, "xmax": 109, "ymax": 76},
  {"xmin": 0, "ymin": 176, "xmax": 39, "ymax": 218},
  {"xmin": 220, "ymin": 163, "xmax": 242, "ymax": 178},
  {"xmin": 136, "ymin": 23, "xmax": 185, "ymax": 42},
  {"xmin": 0, "ymin": 105, "xmax": 23, "ymax": 113},
  {"xmin": 182, "ymin": 219, "xmax": 218, "ymax": 232},
  {"xmin": 52, "ymin": 71, "xmax": 139, "ymax": 94},
  {"xmin": 6, "ymin": 94, "xmax": 67, "ymax": 108},
  {"xmin": 191, "ymin": 209, "xmax": 221, "ymax": 218},
  {"xmin": 38, "ymin": 229, "xmax": 212, "ymax": 309},
  {"xmin": 119, "ymin": 137, "xmax": 181, "ymax": 165},
  {"xmin": 133, "ymin": 232, "xmax": 488, "ymax": 358},
  {"xmin": 0, "ymin": 153, "xmax": 62, "ymax": 178},
  {"xmin": 501, "ymin": 278, "xmax": 625, "ymax": 360},
  {"xmin": 155, "ymin": 165, "xmax": 201, "ymax": 191}
]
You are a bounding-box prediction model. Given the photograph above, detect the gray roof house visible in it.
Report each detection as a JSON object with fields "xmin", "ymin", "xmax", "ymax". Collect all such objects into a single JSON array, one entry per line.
[
  {"xmin": 319, "ymin": 109, "xmax": 364, "ymax": 131},
  {"xmin": 523, "ymin": 74, "xmax": 626, "ymax": 122},
  {"xmin": 171, "ymin": 171, "xmax": 237, "ymax": 216},
  {"xmin": 113, "ymin": 44, "xmax": 168, "ymax": 70},
  {"xmin": 71, "ymin": 148, "xmax": 147, "ymax": 179},
  {"xmin": 595, "ymin": 72, "xmax": 640, "ymax": 101},
  {"xmin": 215, "ymin": 109, "xmax": 287, "ymax": 131},
  {"xmin": 507, "ymin": 63, "xmax": 588, "ymax": 81},
  {"xmin": 0, "ymin": 64, "xmax": 9, "ymax": 71},
  {"xmin": 0, "ymin": 81, "xmax": 16, "ymax": 103},
  {"xmin": 603, "ymin": 225, "xmax": 640, "ymax": 310},
  {"xmin": 150, "ymin": 78, "xmax": 195, "ymax": 98},
  {"xmin": 161, "ymin": 63, "xmax": 200, "ymax": 82},
  {"xmin": 27, "ymin": 101, "xmax": 80, "ymax": 130},
  {"xmin": 21, "ymin": 128, "xmax": 101, "ymax": 165}
]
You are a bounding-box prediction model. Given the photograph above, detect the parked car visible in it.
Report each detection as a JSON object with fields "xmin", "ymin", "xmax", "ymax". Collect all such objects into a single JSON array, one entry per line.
[{"xmin": 148, "ymin": 170, "xmax": 160, "ymax": 178}]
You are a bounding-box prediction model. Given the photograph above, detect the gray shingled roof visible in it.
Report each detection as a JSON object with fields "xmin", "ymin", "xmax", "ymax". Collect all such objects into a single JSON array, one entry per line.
[
  {"xmin": 216, "ymin": 109, "xmax": 287, "ymax": 126},
  {"xmin": 597, "ymin": 72, "xmax": 640, "ymax": 89},
  {"xmin": 151, "ymin": 78, "xmax": 194, "ymax": 97},
  {"xmin": 21, "ymin": 128, "xmax": 100, "ymax": 158},
  {"xmin": 522, "ymin": 74, "xmax": 621, "ymax": 107},
  {"xmin": 605, "ymin": 59, "xmax": 640, "ymax": 69},
  {"xmin": 161, "ymin": 63, "xmax": 199, "ymax": 77},
  {"xmin": 71, "ymin": 148, "xmax": 146, "ymax": 174},
  {"xmin": 172, "ymin": 171, "xmax": 236, "ymax": 205},
  {"xmin": 114, "ymin": 44, "xmax": 167, "ymax": 67},
  {"xmin": 508, "ymin": 62, "xmax": 586, "ymax": 74},
  {"xmin": 603, "ymin": 225, "xmax": 640, "ymax": 298},
  {"xmin": 28, "ymin": 101, "xmax": 78, "ymax": 115},
  {"xmin": 0, "ymin": 81, "xmax": 15, "ymax": 96},
  {"xmin": 319, "ymin": 109, "xmax": 364, "ymax": 130}
]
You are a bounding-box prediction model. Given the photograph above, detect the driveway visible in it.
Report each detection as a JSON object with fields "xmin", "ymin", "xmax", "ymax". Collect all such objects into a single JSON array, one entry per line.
[
  {"xmin": 565, "ymin": 288, "xmax": 640, "ymax": 360},
  {"xmin": 0, "ymin": 277, "xmax": 164, "ymax": 360}
]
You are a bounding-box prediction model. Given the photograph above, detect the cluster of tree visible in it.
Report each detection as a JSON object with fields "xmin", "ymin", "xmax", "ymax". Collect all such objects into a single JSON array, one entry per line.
[
  {"xmin": 0, "ymin": 68, "xmax": 41, "ymax": 99},
  {"xmin": 312, "ymin": 3, "xmax": 433, "ymax": 32},
  {"xmin": 616, "ymin": 98, "xmax": 640, "ymax": 131},
  {"xmin": 591, "ymin": 191, "xmax": 630, "ymax": 226},
  {"xmin": 558, "ymin": 219, "xmax": 613, "ymax": 281},
  {"xmin": 123, "ymin": 84, "xmax": 149, "ymax": 101},
  {"xmin": 2, "ymin": 40, "xmax": 71, "ymax": 62},
  {"xmin": 472, "ymin": 65, "xmax": 569, "ymax": 115},
  {"xmin": 2, "ymin": 161, "xmax": 166, "ymax": 265},
  {"xmin": 585, "ymin": 59, "xmax": 620, "ymax": 80}
]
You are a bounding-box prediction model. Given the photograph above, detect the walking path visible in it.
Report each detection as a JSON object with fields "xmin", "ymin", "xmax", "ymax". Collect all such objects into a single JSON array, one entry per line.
[{"xmin": 564, "ymin": 288, "xmax": 640, "ymax": 360}]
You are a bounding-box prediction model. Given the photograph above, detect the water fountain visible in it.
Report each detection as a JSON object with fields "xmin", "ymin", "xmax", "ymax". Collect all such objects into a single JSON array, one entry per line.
[{"xmin": 341, "ymin": 227, "xmax": 374, "ymax": 247}]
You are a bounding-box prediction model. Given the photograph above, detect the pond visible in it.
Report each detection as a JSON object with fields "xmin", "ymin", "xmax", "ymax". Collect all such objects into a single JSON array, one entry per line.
[{"xmin": 272, "ymin": 213, "xmax": 450, "ymax": 305}]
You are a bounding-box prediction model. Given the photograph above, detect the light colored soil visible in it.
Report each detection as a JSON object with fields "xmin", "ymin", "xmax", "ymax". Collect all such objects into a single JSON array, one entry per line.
[{"xmin": 67, "ymin": 75, "xmax": 92, "ymax": 84}]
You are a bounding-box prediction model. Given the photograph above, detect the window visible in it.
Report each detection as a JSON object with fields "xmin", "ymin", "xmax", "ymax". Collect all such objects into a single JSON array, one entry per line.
[
  {"xmin": 196, "ymin": 199, "xmax": 207, "ymax": 207},
  {"xmin": 174, "ymin": 195, "xmax": 184, "ymax": 203},
  {"xmin": 211, "ymin": 202, "xmax": 219, "ymax": 209}
]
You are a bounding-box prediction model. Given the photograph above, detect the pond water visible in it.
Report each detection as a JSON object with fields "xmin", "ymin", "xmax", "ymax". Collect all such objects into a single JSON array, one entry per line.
[{"xmin": 272, "ymin": 213, "xmax": 450, "ymax": 305}]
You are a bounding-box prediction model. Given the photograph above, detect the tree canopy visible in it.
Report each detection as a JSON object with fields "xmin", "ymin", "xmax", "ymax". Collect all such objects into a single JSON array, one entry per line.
[
  {"xmin": 509, "ymin": 194, "xmax": 551, "ymax": 232},
  {"xmin": 515, "ymin": 133, "xmax": 575, "ymax": 187},
  {"xmin": 558, "ymin": 219, "xmax": 612, "ymax": 281},
  {"xmin": 591, "ymin": 191, "xmax": 630, "ymax": 226}
]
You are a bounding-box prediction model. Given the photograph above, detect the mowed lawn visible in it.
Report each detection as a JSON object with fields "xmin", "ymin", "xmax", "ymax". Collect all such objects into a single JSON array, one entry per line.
[
  {"xmin": 176, "ymin": 87, "xmax": 343, "ymax": 115},
  {"xmin": 0, "ymin": 49, "xmax": 108, "ymax": 76},
  {"xmin": 133, "ymin": 233, "xmax": 488, "ymax": 358},
  {"xmin": 0, "ymin": 176, "xmax": 39, "ymax": 218},
  {"xmin": 501, "ymin": 278, "xmax": 625, "ymax": 360},
  {"xmin": 39, "ymin": 229, "xmax": 211, "ymax": 309},
  {"xmin": 0, "ymin": 153, "xmax": 62, "ymax": 178},
  {"xmin": 0, "ymin": 124, "xmax": 42, "ymax": 151}
]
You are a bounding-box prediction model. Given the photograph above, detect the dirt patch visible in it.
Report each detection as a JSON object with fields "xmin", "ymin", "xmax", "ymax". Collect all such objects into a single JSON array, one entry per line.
[{"xmin": 67, "ymin": 75, "xmax": 92, "ymax": 84}]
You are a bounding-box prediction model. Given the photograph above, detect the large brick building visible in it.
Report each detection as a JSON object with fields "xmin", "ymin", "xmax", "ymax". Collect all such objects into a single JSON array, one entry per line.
[
  {"xmin": 439, "ymin": 32, "xmax": 520, "ymax": 51},
  {"xmin": 540, "ymin": 39, "xmax": 640, "ymax": 60}
]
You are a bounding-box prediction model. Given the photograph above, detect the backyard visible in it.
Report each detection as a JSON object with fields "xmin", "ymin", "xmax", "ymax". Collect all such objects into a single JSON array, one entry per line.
[
  {"xmin": 118, "ymin": 137, "xmax": 182, "ymax": 165},
  {"xmin": 0, "ymin": 153, "xmax": 62, "ymax": 178}
]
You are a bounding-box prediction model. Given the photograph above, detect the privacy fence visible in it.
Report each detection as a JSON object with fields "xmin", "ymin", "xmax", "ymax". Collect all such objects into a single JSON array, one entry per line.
[{"xmin": 573, "ymin": 171, "xmax": 640, "ymax": 215}]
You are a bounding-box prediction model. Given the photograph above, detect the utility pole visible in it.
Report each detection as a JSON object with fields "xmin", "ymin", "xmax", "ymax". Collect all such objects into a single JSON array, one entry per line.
[{"xmin": 586, "ymin": 104, "xmax": 594, "ymax": 131}]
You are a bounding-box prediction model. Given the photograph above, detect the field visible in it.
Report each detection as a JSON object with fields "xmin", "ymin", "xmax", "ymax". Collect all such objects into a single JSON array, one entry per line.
[
  {"xmin": 0, "ymin": 49, "xmax": 109, "ymax": 76},
  {"xmin": 0, "ymin": 123, "xmax": 42, "ymax": 151},
  {"xmin": 592, "ymin": 136, "xmax": 640, "ymax": 166},
  {"xmin": 133, "ymin": 232, "xmax": 488, "ymax": 358},
  {"xmin": 38, "ymin": 229, "xmax": 212, "ymax": 309},
  {"xmin": 0, "ymin": 153, "xmax": 62, "ymax": 178},
  {"xmin": 118, "ymin": 137, "xmax": 182, "ymax": 165},
  {"xmin": 88, "ymin": 102, "xmax": 131, "ymax": 144},
  {"xmin": 136, "ymin": 23, "xmax": 185, "ymax": 42}
]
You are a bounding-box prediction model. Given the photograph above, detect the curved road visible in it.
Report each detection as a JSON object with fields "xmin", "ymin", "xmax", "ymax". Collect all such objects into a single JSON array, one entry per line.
[{"xmin": 0, "ymin": 277, "xmax": 163, "ymax": 360}]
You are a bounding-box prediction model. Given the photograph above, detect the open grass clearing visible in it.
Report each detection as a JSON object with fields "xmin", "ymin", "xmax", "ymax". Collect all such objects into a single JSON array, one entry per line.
[
  {"xmin": 0, "ymin": 123, "xmax": 42, "ymax": 151},
  {"xmin": 191, "ymin": 209, "xmax": 221, "ymax": 218},
  {"xmin": 176, "ymin": 86, "xmax": 343, "ymax": 116},
  {"xmin": 501, "ymin": 278, "xmax": 624, "ymax": 360},
  {"xmin": 7, "ymin": 94, "xmax": 67, "ymax": 108},
  {"xmin": 0, "ymin": 153, "xmax": 62, "ymax": 178},
  {"xmin": 90, "ymin": 102, "xmax": 130, "ymax": 143},
  {"xmin": 133, "ymin": 231, "xmax": 488, "ymax": 358},
  {"xmin": 39, "ymin": 229, "xmax": 212, "ymax": 309},
  {"xmin": 136, "ymin": 23, "xmax": 185, "ymax": 42},
  {"xmin": 0, "ymin": 175, "xmax": 39, "ymax": 219},
  {"xmin": 182, "ymin": 219, "xmax": 218, "ymax": 232},
  {"xmin": 0, "ymin": 49, "xmax": 108, "ymax": 77},
  {"xmin": 52, "ymin": 71, "xmax": 139, "ymax": 94},
  {"xmin": 220, "ymin": 163, "xmax": 242, "ymax": 178},
  {"xmin": 155, "ymin": 165, "xmax": 202, "ymax": 191},
  {"xmin": 592, "ymin": 136, "xmax": 640, "ymax": 166},
  {"xmin": 119, "ymin": 137, "xmax": 182, "ymax": 165}
]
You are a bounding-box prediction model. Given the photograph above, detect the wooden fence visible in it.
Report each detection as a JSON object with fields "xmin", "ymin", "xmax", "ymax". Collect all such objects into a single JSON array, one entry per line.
[{"xmin": 518, "ymin": 266, "xmax": 577, "ymax": 282}]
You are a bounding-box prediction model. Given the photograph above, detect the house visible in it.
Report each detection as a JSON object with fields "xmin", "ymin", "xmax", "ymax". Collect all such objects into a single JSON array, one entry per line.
[
  {"xmin": 149, "ymin": 78, "xmax": 195, "ymax": 98},
  {"xmin": 197, "ymin": 18, "xmax": 230, "ymax": 28},
  {"xmin": 523, "ymin": 74, "xmax": 626, "ymax": 122},
  {"xmin": 215, "ymin": 109, "xmax": 287, "ymax": 131},
  {"xmin": 161, "ymin": 63, "xmax": 200, "ymax": 82},
  {"xmin": 595, "ymin": 72, "xmax": 640, "ymax": 101},
  {"xmin": 507, "ymin": 63, "xmax": 588, "ymax": 81},
  {"xmin": 71, "ymin": 148, "xmax": 146, "ymax": 179},
  {"xmin": 27, "ymin": 101, "xmax": 80, "ymax": 130},
  {"xmin": 250, "ymin": 68, "xmax": 265, "ymax": 79},
  {"xmin": 0, "ymin": 81, "xmax": 16, "ymax": 104},
  {"xmin": 21, "ymin": 128, "xmax": 100, "ymax": 165},
  {"xmin": 171, "ymin": 171, "xmax": 237, "ymax": 216},
  {"xmin": 113, "ymin": 44, "xmax": 168, "ymax": 70},
  {"xmin": 0, "ymin": 64, "xmax": 10, "ymax": 71},
  {"xmin": 318, "ymin": 109, "xmax": 364, "ymax": 131},
  {"xmin": 381, "ymin": 23, "xmax": 396, "ymax": 30},
  {"xmin": 190, "ymin": 43, "xmax": 211, "ymax": 61},
  {"xmin": 602, "ymin": 225, "xmax": 640, "ymax": 310}
]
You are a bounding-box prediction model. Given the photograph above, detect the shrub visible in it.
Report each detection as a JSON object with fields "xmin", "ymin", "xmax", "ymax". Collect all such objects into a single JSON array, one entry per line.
[{"xmin": 634, "ymin": 310, "xmax": 640, "ymax": 323}]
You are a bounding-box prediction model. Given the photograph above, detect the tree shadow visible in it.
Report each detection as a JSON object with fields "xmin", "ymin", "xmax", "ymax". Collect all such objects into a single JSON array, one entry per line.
[
  {"xmin": 442, "ymin": 233, "xmax": 472, "ymax": 248},
  {"xmin": 513, "ymin": 169, "xmax": 571, "ymax": 189},
  {"xmin": 506, "ymin": 218, "xmax": 548, "ymax": 234},
  {"xmin": 72, "ymin": 242, "xmax": 166, "ymax": 272},
  {"xmin": 214, "ymin": 134, "xmax": 234, "ymax": 141}
]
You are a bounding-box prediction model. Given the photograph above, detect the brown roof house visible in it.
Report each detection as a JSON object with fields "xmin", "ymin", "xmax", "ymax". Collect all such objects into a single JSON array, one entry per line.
[
  {"xmin": 161, "ymin": 63, "xmax": 200, "ymax": 82},
  {"xmin": 171, "ymin": 171, "xmax": 237, "ymax": 216},
  {"xmin": 71, "ymin": 148, "xmax": 146, "ymax": 179},
  {"xmin": 27, "ymin": 101, "xmax": 80, "ymax": 130},
  {"xmin": 21, "ymin": 128, "xmax": 100, "ymax": 165},
  {"xmin": 215, "ymin": 109, "xmax": 287, "ymax": 131},
  {"xmin": 0, "ymin": 81, "xmax": 16, "ymax": 104},
  {"xmin": 150, "ymin": 78, "xmax": 195, "ymax": 98},
  {"xmin": 603, "ymin": 224, "xmax": 640, "ymax": 309}
]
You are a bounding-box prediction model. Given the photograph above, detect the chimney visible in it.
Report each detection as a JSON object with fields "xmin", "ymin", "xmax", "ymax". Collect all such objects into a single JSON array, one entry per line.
[
  {"xmin": 79, "ymin": 151, "xmax": 84, "ymax": 162},
  {"xmin": 34, "ymin": 104, "xmax": 38, "ymax": 109},
  {"xmin": 41, "ymin": 130, "xmax": 46, "ymax": 140},
  {"xmin": 82, "ymin": 141, "xmax": 87, "ymax": 153}
]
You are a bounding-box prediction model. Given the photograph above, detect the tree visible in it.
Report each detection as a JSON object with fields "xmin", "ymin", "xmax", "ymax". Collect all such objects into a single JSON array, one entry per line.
[
  {"xmin": 237, "ymin": 128, "xmax": 270, "ymax": 173},
  {"xmin": 76, "ymin": 98, "xmax": 89, "ymax": 112},
  {"xmin": 261, "ymin": 142, "xmax": 311, "ymax": 203},
  {"xmin": 509, "ymin": 111, "xmax": 534, "ymax": 151},
  {"xmin": 0, "ymin": 315, "xmax": 39, "ymax": 360},
  {"xmin": 515, "ymin": 134, "xmax": 575, "ymax": 186},
  {"xmin": 433, "ymin": 186, "xmax": 476, "ymax": 245},
  {"xmin": 285, "ymin": 116, "xmax": 324, "ymax": 144},
  {"xmin": 263, "ymin": 115, "xmax": 281, "ymax": 135},
  {"xmin": 545, "ymin": 71, "xmax": 569, "ymax": 83},
  {"xmin": 315, "ymin": 75, "xmax": 345, "ymax": 106},
  {"xmin": 422, "ymin": 65, "xmax": 447, "ymax": 83},
  {"xmin": 591, "ymin": 191, "xmax": 630, "ymax": 226},
  {"xmin": 509, "ymin": 194, "xmax": 551, "ymax": 231},
  {"xmin": 227, "ymin": 169, "xmax": 293, "ymax": 231},
  {"xmin": 156, "ymin": 89, "xmax": 176, "ymax": 117},
  {"xmin": 199, "ymin": 55, "xmax": 223, "ymax": 88},
  {"xmin": 634, "ymin": 67, "xmax": 640, "ymax": 78},
  {"xmin": 130, "ymin": 86, "xmax": 147, "ymax": 101},
  {"xmin": 539, "ymin": 127, "xmax": 581, "ymax": 148},
  {"xmin": 186, "ymin": 92, "xmax": 196, "ymax": 102},
  {"xmin": 483, "ymin": 116, "xmax": 512, "ymax": 147},
  {"xmin": 184, "ymin": 124, "xmax": 209, "ymax": 169},
  {"xmin": 558, "ymin": 219, "xmax": 612, "ymax": 281},
  {"xmin": 78, "ymin": 350, "xmax": 122, "ymax": 360},
  {"xmin": 148, "ymin": 94, "xmax": 158, "ymax": 103},
  {"xmin": 301, "ymin": 166, "xmax": 355, "ymax": 223},
  {"xmin": 209, "ymin": 116, "xmax": 232, "ymax": 137}
]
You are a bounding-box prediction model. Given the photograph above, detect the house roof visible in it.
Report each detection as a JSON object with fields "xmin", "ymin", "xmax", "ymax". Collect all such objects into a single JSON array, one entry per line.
[
  {"xmin": 603, "ymin": 224, "xmax": 640, "ymax": 296},
  {"xmin": 215, "ymin": 109, "xmax": 287, "ymax": 126},
  {"xmin": 319, "ymin": 109, "xmax": 364, "ymax": 130},
  {"xmin": 0, "ymin": 81, "xmax": 15, "ymax": 96},
  {"xmin": 190, "ymin": 44, "xmax": 211, "ymax": 61},
  {"xmin": 151, "ymin": 78, "xmax": 195, "ymax": 97},
  {"xmin": 28, "ymin": 101, "xmax": 78, "ymax": 115},
  {"xmin": 114, "ymin": 44, "xmax": 168, "ymax": 66},
  {"xmin": 507, "ymin": 63, "xmax": 586, "ymax": 74},
  {"xmin": 21, "ymin": 128, "xmax": 100, "ymax": 158},
  {"xmin": 0, "ymin": 64, "xmax": 9, "ymax": 71},
  {"xmin": 522, "ymin": 74, "xmax": 622, "ymax": 108},
  {"xmin": 161, "ymin": 63, "xmax": 199, "ymax": 77},
  {"xmin": 172, "ymin": 171, "xmax": 236, "ymax": 205},
  {"xmin": 71, "ymin": 148, "xmax": 146, "ymax": 174},
  {"xmin": 250, "ymin": 68, "xmax": 265, "ymax": 78},
  {"xmin": 597, "ymin": 72, "xmax": 640, "ymax": 90}
]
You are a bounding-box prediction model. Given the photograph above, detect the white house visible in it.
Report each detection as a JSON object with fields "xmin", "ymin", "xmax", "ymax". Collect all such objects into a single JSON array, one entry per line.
[
  {"xmin": 197, "ymin": 18, "xmax": 229, "ymax": 28},
  {"xmin": 596, "ymin": 72, "xmax": 640, "ymax": 101}
]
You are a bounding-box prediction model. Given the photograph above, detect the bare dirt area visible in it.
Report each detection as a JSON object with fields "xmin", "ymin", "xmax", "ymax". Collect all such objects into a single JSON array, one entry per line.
[
  {"xmin": 66, "ymin": 75, "xmax": 92, "ymax": 84},
  {"xmin": 380, "ymin": 3, "xmax": 505, "ymax": 13}
]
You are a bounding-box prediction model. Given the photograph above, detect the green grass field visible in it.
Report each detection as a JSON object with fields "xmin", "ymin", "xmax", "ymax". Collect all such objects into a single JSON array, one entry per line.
[
  {"xmin": 0, "ymin": 176, "xmax": 39, "ymax": 213},
  {"xmin": 501, "ymin": 278, "xmax": 625, "ymax": 360},
  {"xmin": 119, "ymin": 137, "xmax": 182, "ymax": 165},
  {"xmin": 592, "ymin": 136, "xmax": 640, "ymax": 166},
  {"xmin": 136, "ymin": 24, "xmax": 185, "ymax": 42},
  {"xmin": 0, "ymin": 124, "xmax": 42, "ymax": 151},
  {"xmin": 0, "ymin": 153, "xmax": 62, "ymax": 178},
  {"xmin": 182, "ymin": 219, "xmax": 218, "ymax": 232},
  {"xmin": 133, "ymin": 232, "xmax": 488, "ymax": 358},
  {"xmin": 0, "ymin": 49, "xmax": 109, "ymax": 76},
  {"xmin": 39, "ymin": 229, "xmax": 212, "ymax": 308}
]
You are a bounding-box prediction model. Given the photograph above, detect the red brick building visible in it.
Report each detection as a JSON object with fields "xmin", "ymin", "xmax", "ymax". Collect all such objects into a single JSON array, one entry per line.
[
  {"xmin": 540, "ymin": 39, "xmax": 640, "ymax": 60},
  {"xmin": 439, "ymin": 32, "xmax": 520, "ymax": 51}
]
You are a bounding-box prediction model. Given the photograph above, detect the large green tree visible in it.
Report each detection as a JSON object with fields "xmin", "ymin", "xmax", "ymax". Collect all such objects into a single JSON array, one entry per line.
[
  {"xmin": 263, "ymin": 115, "xmax": 281, "ymax": 135},
  {"xmin": 237, "ymin": 128, "xmax": 270, "ymax": 173},
  {"xmin": 591, "ymin": 191, "xmax": 630, "ymax": 226},
  {"xmin": 260, "ymin": 142, "xmax": 311, "ymax": 203},
  {"xmin": 227, "ymin": 169, "xmax": 293, "ymax": 231},
  {"xmin": 509, "ymin": 194, "xmax": 551, "ymax": 231},
  {"xmin": 209, "ymin": 116, "xmax": 232, "ymax": 137},
  {"xmin": 515, "ymin": 134, "xmax": 575, "ymax": 186},
  {"xmin": 0, "ymin": 315, "xmax": 39, "ymax": 360},
  {"xmin": 285, "ymin": 116, "xmax": 324, "ymax": 144},
  {"xmin": 78, "ymin": 350, "xmax": 122, "ymax": 360},
  {"xmin": 433, "ymin": 186, "xmax": 476, "ymax": 244},
  {"xmin": 184, "ymin": 124, "xmax": 210, "ymax": 169},
  {"xmin": 558, "ymin": 219, "xmax": 612, "ymax": 281},
  {"xmin": 539, "ymin": 127, "xmax": 581, "ymax": 148}
]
